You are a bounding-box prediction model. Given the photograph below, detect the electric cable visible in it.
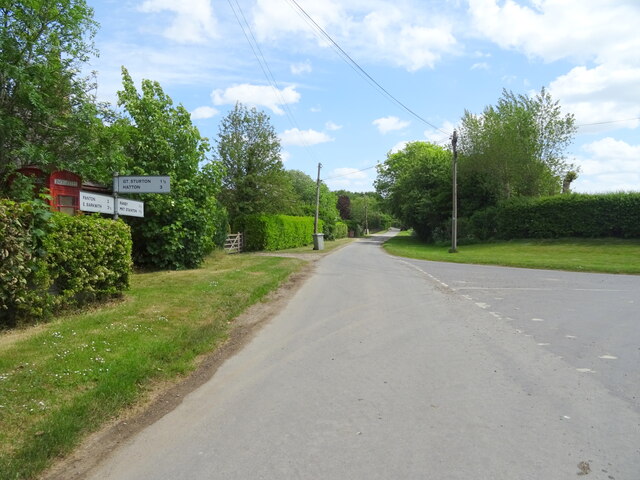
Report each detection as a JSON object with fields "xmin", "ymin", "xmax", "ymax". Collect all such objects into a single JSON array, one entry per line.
[
  {"xmin": 227, "ymin": 0, "xmax": 323, "ymax": 166},
  {"xmin": 284, "ymin": 0, "xmax": 450, "ymax": 136}
]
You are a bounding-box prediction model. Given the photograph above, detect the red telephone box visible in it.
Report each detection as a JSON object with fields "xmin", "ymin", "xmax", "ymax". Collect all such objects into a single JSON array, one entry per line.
[
  {"xmin": 48, "ymin": 170, "xmax": 81, "ymax": 215},
  {"xmin": 13, "ymin": 167, "xmax": 83, "ymax": 214}
]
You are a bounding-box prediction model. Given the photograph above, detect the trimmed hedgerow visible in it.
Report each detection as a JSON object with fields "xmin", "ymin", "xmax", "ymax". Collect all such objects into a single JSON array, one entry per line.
[
  {"xmin": 0, "ymin": 199, "xmax": 52, "ymax": 327},
  {"xmin": 238, "ymin": 214, "xmax": 320, "ymax": 251},
  {"xmin": 1, "ymin": 203, "xmax": 132, "ymax": 327},
  {"xmin": 44, "ymin": 214, "xmax": 133, "ymax": 309},
  {"xmin": 468, "ymin": 192, "xmax": 640, "ymax": 240},
  {"xmin": 333, "ymin": 221, "xmax": 348, "ymax": 239}
]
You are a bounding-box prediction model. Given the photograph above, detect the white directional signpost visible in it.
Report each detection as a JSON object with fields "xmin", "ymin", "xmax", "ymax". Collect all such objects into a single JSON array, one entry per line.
[
  {"xmin": 77, "ymin": 173, "xmax": 170, "ymax": 219},
  {"xmin": 116, "ymin": 198, "xmax": 144, "ymax": 218},
  {"xmin": 80, "ymin": 191, "xmax": 115, "ymax": 215},
  {"xmin": 114, "ymin": 175, "xmax": 170, "ymax": 194}
]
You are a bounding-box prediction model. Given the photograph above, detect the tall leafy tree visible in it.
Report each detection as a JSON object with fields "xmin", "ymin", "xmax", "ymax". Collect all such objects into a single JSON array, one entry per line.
[
  {"xmin": 349, "ymin": 194, "xmax": 391, "ymax": 233},
  {"xmin": 458, "ymin": 88, "xmax": 576, "ymax": 205},
  {"xmin": 337, "ymin": 194, "xmax": 351, "ymax": 220},
  {"xmin": 376, "ymin": 142, "xmax": 451, "ymax": 241},
  {"xmin": 0, "ymin": 0, "xmax": 103, "ymax": 187},
  {"xmin": 116, "ymin": 67, "xmax": 226, "ymax": 269},
  {"xmin": 214, "ymin": 103, "xmax": 293, "ymax": 223},
  {"xmin": 285, "ymin": 169, "xmax": 339, "ymax": 237}
]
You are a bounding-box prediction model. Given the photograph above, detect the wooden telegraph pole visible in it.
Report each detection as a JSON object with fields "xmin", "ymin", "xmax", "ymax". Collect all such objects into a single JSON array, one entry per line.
[
  {"xmin": 450, "ymin": 130, "xmax": 458, "ymax": 253},
  {"xmin": 313, "ymin": 162, "xmax": 324, "ymax": 250}
]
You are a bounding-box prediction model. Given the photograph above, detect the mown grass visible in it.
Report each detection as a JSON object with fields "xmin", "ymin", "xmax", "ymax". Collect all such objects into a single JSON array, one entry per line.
[
  {"xmin": 383, "ymin": 232, "xmax": 640, "ymax": 274},
  {"xmin": 0, "ymin": 251, "xmax": 304, "ymax": 479}
]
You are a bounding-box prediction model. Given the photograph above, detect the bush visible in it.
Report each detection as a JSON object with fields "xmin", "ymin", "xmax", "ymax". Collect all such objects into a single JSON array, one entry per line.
[
  {"xmin": 45, "ymin": 214, "xmax": 133, "ymax": 309},
  {"xmin": 128, "ymin": 180, "xmax": 228, "ymax": 270},
  {"xmin": 238, "ymin": 214, "xmax": 319, "ymax": 251},
  {"xmin": 0, "ymin": 203, "xmax": 133, "ymax": 328},
  {"xmin": 333, "ymin": 221, "xmax": 348, "ymax": 239},
  {"xmin": 346, "ymin": 220, "xmax": 363, "ymax": 237},
  {"xmin": 467, "ymin": 193, "xmax": 640, "ymax": 240},
  {"xmin": 0, "ymin": 199, "xmax": 52, "ymax": 326}
]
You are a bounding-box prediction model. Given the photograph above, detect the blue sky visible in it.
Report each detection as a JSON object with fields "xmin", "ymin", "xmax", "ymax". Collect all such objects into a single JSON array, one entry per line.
[{"xmin": 88, "ymin": 0, "xmax": 640, "ymax": 193}]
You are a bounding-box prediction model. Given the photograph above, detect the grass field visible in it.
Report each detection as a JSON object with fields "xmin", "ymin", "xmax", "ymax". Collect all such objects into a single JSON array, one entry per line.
[
  {"xmin": 0, "ymin": 251, "xmax": 305, "ymax": 479},
  {"xmin": 383, "ymin": 232, "xmax": 640, "ymax": 274}
]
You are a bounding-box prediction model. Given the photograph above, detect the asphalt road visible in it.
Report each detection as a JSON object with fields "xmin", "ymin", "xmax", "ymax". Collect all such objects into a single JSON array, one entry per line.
[{"xmin": 87, "ymin": 231, "xmax": 640, "ymax": 479}]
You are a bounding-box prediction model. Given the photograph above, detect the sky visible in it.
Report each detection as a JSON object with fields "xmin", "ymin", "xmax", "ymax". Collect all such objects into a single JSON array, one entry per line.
[{"xmin": 87, "ymin": 0, "xmax": 640, "ymax": 193}]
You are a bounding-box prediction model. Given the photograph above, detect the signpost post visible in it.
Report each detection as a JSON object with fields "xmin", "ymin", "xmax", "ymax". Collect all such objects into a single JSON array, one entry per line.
[{"xmin": 78, "ymin": 174, "xmax": 170, "ymax": 218}]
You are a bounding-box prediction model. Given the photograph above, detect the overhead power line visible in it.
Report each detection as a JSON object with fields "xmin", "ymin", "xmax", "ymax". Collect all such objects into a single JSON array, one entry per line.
[
  {"xmin": 576, "ymin": 117, "xmax": 640, "ymax": 128},
  {"xmin": 323, "ymin": 164, "xmax": 378, "ymax": 181},
  {"xmin": 284, "ymin": 0, "xmax": 450, "ymax": 136},
  {"xmin": 226, "ymin": 0, "xmax": 322, "ymax": 165}
]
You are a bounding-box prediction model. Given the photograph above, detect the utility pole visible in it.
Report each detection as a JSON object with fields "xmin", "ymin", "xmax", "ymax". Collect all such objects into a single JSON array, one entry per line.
[
  {"xmin": 450, "ymin": 130, "xmax": 458, "ymax": 253},
  {"xmin": 364, "ymin": 195, "xmax": 369, "ymax": 235},
  {"xmin": 313, "ymin": 162, "xmax": 324, "ymax": 250}
]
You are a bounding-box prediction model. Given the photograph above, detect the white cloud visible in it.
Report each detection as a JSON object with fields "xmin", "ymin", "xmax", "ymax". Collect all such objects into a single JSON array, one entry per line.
[
  {"xmin": 573, "ymin": 138, "xmax": 640, "ymax": 192},
  {"xmin": 251, "ymin": 0, "xmax": 457, "ymax": 71},
  {"xmin": 549, "ymin": 65, "xmax": 640, "ymax": 130},
  {"xmin": 139, "ymin": 0, "xmax": 218, "ymax": 44},
  {"xmin": 279, "ymin": 128, "xmax": 333, "ymax": 146},
  {"xmin": 469, "ymin": 1, "xmax": 640, "ymax": 132},
  {"xmin": 424, "ymin": 120, "xmax": 456, "ymax": 145},
  {"xmin": 373, "ymin": 116, "xmax": 410, "ymax": 134},
  {"xmin": 468, "ymin": 0, "xmax": 640, "ymax": 65},
  {"xmin": 389, "ymin": 141, "xmax": 409, "ymax": 154},
  {"xmin": 211, "ymin": 84, "xmax": 301, "ymax": 115},
  {"xmin": 325, "ymin": 167, "xmax": 375, "ymax": 192},
  {"xmin": 190, "ymin": 106, "xmax": 218, "ymax": 119},
  {"xmin": 291, "ymin": 60, "xmax": 312, "ymax": 75},
  {"xmin": 280, "ymin": 151, "xmax": 291, "ymax": 163},
  {"xmin": 471, "ymin": 62, "xmax": 489, "ymax": 71},
  {"xmin": 325, "ymin": 121, "xmax": 342, "ymax": 131}
]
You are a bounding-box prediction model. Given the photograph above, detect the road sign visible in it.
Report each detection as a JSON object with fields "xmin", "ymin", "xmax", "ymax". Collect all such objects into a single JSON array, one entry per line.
[
  {"xmin": 80, "ymin": 191, "xmax": 114, "ymax": 214},
  {"xmin": 117, "ymin": 198, "xmax": 144, "ymax": 218},
  {"xmin": 114, "ymin": 175, "xmax": 170, "ymax": 193}
]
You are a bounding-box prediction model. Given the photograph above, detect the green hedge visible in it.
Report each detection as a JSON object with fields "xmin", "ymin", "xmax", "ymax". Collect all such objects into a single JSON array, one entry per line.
[
  {"xmin": 45, "ymin": 214, "xmax": 132, "ymax": 309},
  {"xmin": 468, "ymin": 193, "xmax": 640, "ymax": 240},
  {"xmin": 0, "ymin": 200, "xmax": 51, "ymax": 325},
  {"xmin": 0, "ymin": 201, "xmax": 132, "ymax": 327},
  {"xmin": 238, "ymin": 214, "xmax": 320, "ymax": 251},
  {"xmin": 333, "ymin": 221, "xmax": 348, "ymax": 239}
]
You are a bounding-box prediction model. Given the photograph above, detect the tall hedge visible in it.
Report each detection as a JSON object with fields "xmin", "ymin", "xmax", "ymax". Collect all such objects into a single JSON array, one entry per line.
[
  {"xmin": 45, "ymin": 214, "xmax": 132, "ymax": 309},
  {"xmin": 1, "ymin": 202, "xmax": 132, "ymax": 327},
  {"xmin": 0, "ymin": 200, "xmax": 51, "ymax": 325},
  {"xmin": 468, "ymin": 193, "xmax": 640, "ymax": 240},
  {"xmin": 238, "ymin": 214, "xmax": 320, "ymax": 251},
  {"xmin": 333, "ymin": 221, "xmax": 348, "ymax": 239}
]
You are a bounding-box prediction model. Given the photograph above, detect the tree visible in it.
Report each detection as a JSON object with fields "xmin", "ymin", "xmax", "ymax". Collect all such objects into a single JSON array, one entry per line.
[
  {"xmin": 349, "ymin": 194, "xmax": 391, "ymax": 233},
  {"xmin": 214, "ymin": 103, "xmax": 294, "ymax": 224},
  {"xmin": 458, "ymin": 88, "xmax": 576, "ymax": 207},
  {"xmin": 284, "ymin": 169, "xmax": 340, "ymax": 238},
  {"xmin": 0, "ymin": 1, "xmax": 103, "ymax": 188},
  {"xmin": 337, "ymin": 195, "xmax": 351, "ymax": 220},
  {"xmin": 375, "ymin": 142, "xmax": 451, "ymax": 241},
  {"xmin": 116, "ymin": 67, "xmax": 226, "ymax": 269}
]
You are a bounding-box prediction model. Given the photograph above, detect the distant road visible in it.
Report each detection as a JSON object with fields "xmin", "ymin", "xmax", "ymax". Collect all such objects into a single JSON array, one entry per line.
[{"xmin": 87, "ymin": 231, "xmax": 640, "ymax": 479}]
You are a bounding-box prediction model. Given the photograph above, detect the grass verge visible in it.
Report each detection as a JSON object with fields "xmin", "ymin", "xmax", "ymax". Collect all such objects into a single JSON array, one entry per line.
[
  {"xmin": 274, "ymin": 236, "xmax": 356, "ymax": 254},
  {"xmin": 0, "ymin": 251, "xmax": 304, "ymax": 479},
  {"xmin": 383, "ymin": 232, "xmax": 640, "ymax": 274}
]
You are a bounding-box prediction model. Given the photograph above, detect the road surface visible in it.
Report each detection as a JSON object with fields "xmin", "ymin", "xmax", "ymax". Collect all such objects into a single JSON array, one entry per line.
[{"xmin": 87, "ymin": 231, "xmax": 640, "ymax": 479}]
